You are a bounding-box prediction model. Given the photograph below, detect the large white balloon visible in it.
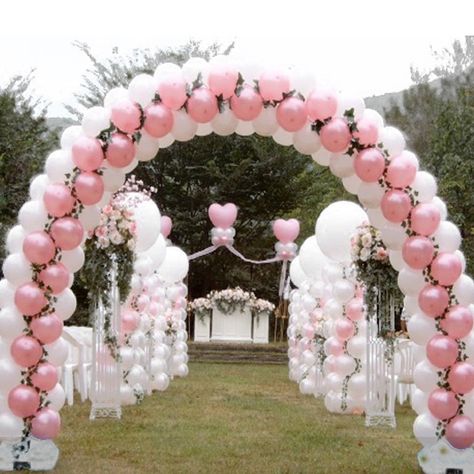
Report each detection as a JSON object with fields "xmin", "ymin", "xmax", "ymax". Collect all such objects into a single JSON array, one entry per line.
[
  {"xmin": 131, "ymin": 198, "xmax": 161, "ymax": 252},
  {"xmin": 138, "ymin": 234, "xmax": 167, "ymax": 269},
  {"xmin": 158, "ymin": 246, "xmax": 189, "ymax": 283},
  {"xmin": 299, "ymin": 236, "xmax": 328, "ymax": 280},
  {"xmin": 315, "ymin": 201, "xmax": 368, "ymax": 263},
  {"xmin": 289, "ymin": 257, "xmax": 307, "ymax": 288},
  {"xmin": 18, "ymin": 200, "xmax": 48, "ymax": 232}
]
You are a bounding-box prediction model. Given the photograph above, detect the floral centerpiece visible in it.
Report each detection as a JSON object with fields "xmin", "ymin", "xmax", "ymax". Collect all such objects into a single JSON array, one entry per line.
[
  {"xmin": 188, "ymin": 297, "xmax": 212, "ymax": 320},
  {"xmin": 250, "ymin": 298, "xmax": 275, "ymax": 315}
]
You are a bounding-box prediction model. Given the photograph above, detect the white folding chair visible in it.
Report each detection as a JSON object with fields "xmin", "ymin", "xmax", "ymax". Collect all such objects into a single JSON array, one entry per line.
[
  {"xmin": 395, "ymin": 338, "xmax": 415, "ymax": 405},
  {"xmin": 62, "ymin": 328, "xmax": 89, "ymax": 404}
]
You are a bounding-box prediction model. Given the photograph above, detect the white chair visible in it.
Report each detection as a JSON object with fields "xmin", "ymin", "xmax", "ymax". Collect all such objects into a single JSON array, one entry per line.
[{"xmin": 395, "ymin": 338, "xmax": 415, "ymax": 405}]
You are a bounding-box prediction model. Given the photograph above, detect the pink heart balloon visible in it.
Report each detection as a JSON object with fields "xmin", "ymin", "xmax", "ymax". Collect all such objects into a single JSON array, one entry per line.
[
  {"xmin": 161, "ymin": 216, "xmax": 172, "ymax": 238},
  {"xmin": 208, "ymin": 203, "xmax": 238, "ymax": 229},
  {"xmin": 273, "ymin": 218, "xmax": 300, "ymax": 244}
]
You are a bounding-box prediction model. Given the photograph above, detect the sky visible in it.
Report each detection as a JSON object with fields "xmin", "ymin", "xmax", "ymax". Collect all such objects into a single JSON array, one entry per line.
[{"xmin": 0, "ymin": 0, "xmax": 472, "ymax": 118}]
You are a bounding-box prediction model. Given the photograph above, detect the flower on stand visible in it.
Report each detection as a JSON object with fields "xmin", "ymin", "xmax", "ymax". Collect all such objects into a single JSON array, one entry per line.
[{"xmin": 250, "ymin": 298, "xmax": 275, "ymax": 315}]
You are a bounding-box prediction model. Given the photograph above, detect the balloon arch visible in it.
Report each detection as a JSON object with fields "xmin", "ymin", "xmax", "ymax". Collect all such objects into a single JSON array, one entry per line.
[{"xmin": 1, "ymin": 56, "xmax": 473, "ymax": 469}]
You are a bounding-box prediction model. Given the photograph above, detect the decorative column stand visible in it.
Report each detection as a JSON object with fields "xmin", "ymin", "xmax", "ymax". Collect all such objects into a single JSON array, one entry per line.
[
  {"xmin": 365, "ymin": 289, "xmax": 396, "ymax": 428},
  {"xmin": 90, "ymin": 256, "xmax": 122, "ymax": 420}
]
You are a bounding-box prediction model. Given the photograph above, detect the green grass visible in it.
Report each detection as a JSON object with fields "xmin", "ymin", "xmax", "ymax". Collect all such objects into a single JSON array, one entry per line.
[{"xmin": 53, "ymin": 363, "xmax": 420, "ymax": 473}]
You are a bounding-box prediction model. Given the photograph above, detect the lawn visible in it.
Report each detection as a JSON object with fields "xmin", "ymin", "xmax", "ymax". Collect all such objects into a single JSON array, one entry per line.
[{"xmin": 53, "ymin": 363, "xmax": 419, "ymax": 473}]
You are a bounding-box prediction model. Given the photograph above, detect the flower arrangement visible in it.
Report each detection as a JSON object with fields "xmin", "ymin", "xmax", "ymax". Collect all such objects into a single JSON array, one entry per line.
[
  {"xmin": 250, "ymin": 298, "xmax": 275, "ymax": 315},
  {"xmin": 188, "ymin": 297, "xmax": 212, "ymax": 320}
]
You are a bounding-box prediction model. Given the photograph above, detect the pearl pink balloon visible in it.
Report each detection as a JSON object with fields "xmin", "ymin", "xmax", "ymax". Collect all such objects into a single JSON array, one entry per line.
[
  {"xmin": 320, "ymin": 118, "xmax": 351, "ymax": 153},
  {"xmin": 144, "ymin": 103, "xmax": 174, "ymax": 138},
  {"xmin": 50, "ymin": 217, "xmax": 84, "ymax": 250},
  {"xmin": 428, "ymin": 388, "xmax": 459, "ymax": 420},
  {"xmin": 23, "ymin": 231, "xmax": 56, "ymax": 265},
  {"xmin": 110, "ymin": 98, "xmax": 141, "ymax": 133},
  {"xmin": 411, "ymin": 203, "xmax": 441, "ymax": 236},
  {"xmin": 346, "ymin": 298, "xmax": 364, "ymax": 321},
  {"xmin": 441, "ymin": 305, "xmax": 473, "ymax": 339},
  {"xmin": 74, "ymin": 171, "xmax": 104, "ymax": 205},
  {"xmin": 305, "ymin": 89, "xmax": 338, "ymax": 121},
  {"xmin": 105, "ymin": 132, "xmax": 136, "ymax": 168},
  {"xmin": 259, "ymin": 71, "xmax": 290, "ymax": 101},
  {"xmin": 230, "ymin": 85, "xmax": 263, "ymax": 121},
  {"xmin": 161, "ymin": 216, "xmax": 172, "ymax": 238},
  {"xmin": 426, "ymin": 334, "xmax": 458, "ymax": 368},
  {"xmin": 272, "ymin": 218, "xmax": 300, "ymax": 244},
  {"xmin": 72, "ymin": 136, "xmax": 104, "ymax": 172},
  {"xmin": 31, "ymin": 362, "xmax": 58, "ymax": 391},
  {"xmin": 31, "ymin": 407, "xmax": 61, "ymax": 440},
  {"xmin": 208, "ymin": 203, "xmax": 238, "ymax": 229},
  {"xmin": 121, "ymin": 310, "xmax": 140, "ymax": 333},
  {"xmin": 276, "ymin": 97, "xmax": 306, "ymax": 132},
  {"xmin": 335, "ymin": 319, "xmax": 355, "ymax": 341},
  {"xmin": 354, "ymin": 148, "xmax": 385, "ymax": 182},
  {"xmin": 325, "ymin": 336, "xmax": 344, "ymax": 356},
  {"xmin": 39, "ymin": 262, "xmax": 70, "ymax": 295},
  {"xmin": 148, "ymin": 301, "xmax": 160, "ymax": 317},
  {"xmin": 386, "ymin": 151, "xmax": 417, "ymax": 188},
  {"xmin": 430, "ymin": 252, "xmax": 463, "ymax": 287},
  {"xmin": 402, "ymin": 236, "xmax": 435, "ymax": 270},
  {"xmin": 30, "ymin": 314, "xmax": 63, "ymax": 345},
  {"xmin": 381, "ymin": 189, "xmax": 412, "ymax": 223},
  {"xmin": 418, "ymin": 285, "xmax": 450, "ymax": 318},
  {"xmin": 14, "ymin": 283, "xmax": 47, "ymax": 316},
  {"xmin": 8, "ymin": 385, "xmax": 40, "ymax": 418},
  {"xmin": 187, "ymin": 87, "xmax": 218, "ymax": 123},
  {"xmin": 137, "ymin": 294, "xmax": 150, "ymax": 312},
  {"xmin": 352, "ymin": 117, "xmax": 378, "ymax": 146},
  {"xmin": 448, "ymin": 362, "xmax": 474, "ymax": 394},
  {"xmin": 207, "ymin": 65, "xmax": 238, "ymax": 99},
  {"xmin": 157, "ymin": 75, "xmax": 188, "ymax": 111},
  {"xmin": 446, "ymin": 415, "xmax": 474, "ymax": 449},
  {"xmin": 10, "ymin": 335, "xmax": 43, "ymax": 367},
  {"xmin": 43, "ymin": 183, "xmax": 75, "ymax": 218}
]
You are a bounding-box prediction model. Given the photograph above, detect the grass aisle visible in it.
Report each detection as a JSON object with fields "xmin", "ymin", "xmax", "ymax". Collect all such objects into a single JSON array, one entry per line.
[{"xmin": 55, "ymin": 363, "xmax": 419, "ymax": 473}]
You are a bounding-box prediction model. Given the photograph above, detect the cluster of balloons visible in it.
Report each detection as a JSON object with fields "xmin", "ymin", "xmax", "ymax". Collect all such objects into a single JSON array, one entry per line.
[
  {"xmin": 208, "ymin": 203, "xmax": 238, "ymax": 247},
  {"xmin": 273, "ymin": 218, "xmax": 300, "ymax": 261}
]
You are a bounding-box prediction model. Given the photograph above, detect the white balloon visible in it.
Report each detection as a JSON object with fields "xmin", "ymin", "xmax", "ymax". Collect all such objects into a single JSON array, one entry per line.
[
  {"xmin": 158, "ymin": 246, "xmax": 189, "ymax": 283},
  {"xmin": 397, "ymin": 268, "xmax": 426, "ymax": 296},
  {"xmin": 153, "ymin": 373, "xmax": 170, "ymax": 391},
  {"xmin": 404, "ymin": 295, "xmax": 420, "ymax": 316},
  {"xmin": 299, "ymin": 377, "xmax": 316, "ymax": 395},
  {"xmin": 235, "ymin": 120, "xmax": 254, "ymax": 136},
  {"xmin": 342, "ymin": 174, "xmax": 361, "ymax": 195},
  {"xmin": 323, "ymin": 261, "xmax": 344, "ymax": 283},
  {"xmin": 432, "ymin": 196, "xmax": 447, "ymax": 220},
  {"xmin": 289, "ymin": 68, "xmax": 315, "ymax": 97},
  {"xmin": 311, "ymin": 148, "xmax": 331, "ymax": 166},
  {"xmin": 122, "ymin": 157, "xmax": 139, "ymax": 174},
  {"xmin": 102, "ymin": 166, "xmax": 126, "ymax": 192},
  {"xmin": 172, "ymin": 110, "xmax": 197, "ymax": 142},
  {"xmin": 333, "ymin": 354, "xmax": 356, "ymax": 376},
  {"xmin": 175, "ymin": 363, "xmax": 189, "ymax": 377},
  {"xmin": 78, "ymin": 205, "xmax": 101, "ymax": 231},
  {"xmin": 133, "ymin": 198, "xmax": 161, "ymax": 252},
  {"xmin": 104, "ymin": 87, "xmax": 128, "ymax": 109},
  {"xmin": 29, "ymin": 174, "xmax": 50, "ymax": 200},
  {"xmin": 212, "ymin": 105, "xmax": 238, "ymax": 136},
  {"xmin": 252, "ymin": 106, "xmax": 278, "ymax": 137},
  {"xmin": 3, "ymin": 253, "xmax": 33, "ymax": 286},
  {"xmin": 289, "ymin": 257, "xmax": 307, "ymax": 288},
  {"xmin": 196, "ymin": 122, "xmax": 213, "ymax": 137},
  {"xmin": 139, "ymin": 234, "xmax": 167, "ymax": 269},
  {"xmin": 54, "ymin": 288, "xmax": 77, "ymax": 320},
  {"xmin": 299, "ymin": 236, "xmax": 328, "ymax": 280},
  {"xmin": 136, "ymin": 130, "xmax": 160, "ymax": 161},
  {"xmin": 453, "ymin": 275, "xmax": 474, "ymax": 306},
  {"xmin": 388, "ymin": 250, "xmax": 404, "ymax": 271},
  {"xmin": 6, "ymin": 225, "xmax": 26, "ymax": 254},
  {"xmin": 18, "ymin": 200, "xmax": 48, "ymax": 232},
  {"xmin": 45, "ymin": 337, "xmax": 69, "ymax": 366},
  {"xmin": 0, "ymin": 280, "xmax": 15, "ymax": 307},
  {"xmin": 378, "ymin": 126, "xmax": 405, "ymax": 157},
  {"xmin": 182, "ymin": 57, "xmax": 209, "ymax": 84},
  {"xmin": 134, "ymin": 255, "xmax": 154, "ymax": 277},
  {"xmin": 315, "ymin": 201, "xmax": 368, "ymax": 263},
  {"xmin": 407, "ymin": 313, "xmax": 437, "ymax": 345},
  {"xmin": 333, "ymin": 279, "xmax": 355, "ymax": 304},
  {"xmin": 432, "ymin": 221, "xmax": 461, "ymax": 252},
  {"xmin": 60, "ymin": 126, "xmax": 83, "ymax": 149},
  {"xmin": 0, "ymin": 357, "xmax": 22, "ymax": 392},
  {"xmin": 0, "ymin": 307, "xmax": 26, "ymax": 340},
  {"xmin": 346, "ymin": 335, "xmax": 366, "ymax": 359},
  {"xmin": 81, "ymin": 106, "xmax": 111, "ymax": 137},
  {"xmin": 329, "ymin": 154, "xmax": 354, "ymax": 178},
  {"xmin": 96, "ymin": 191, "xmax": 112, "ymax": 208},
  {"xmin": 293, "ymin": 122, "xmax": 321, "ymax": 155},
  {"xmin": 411, "ymin": 388, "xmax": 429, "ymax": 415},
  {"xmin": 45, "ymin": 149, "xmax": 74, "ymax": 182},
  {"xmin": 347, "ymin": 372, "xmax": 366, "ymax": 398},
  {"xmin": 357, "ymin": 181, "xmax": 385, "ymax": 209},
  {"xmin": 413, "ymin": 360, "xmax": 438, "ymax": 392},
  {"xmin": 61, "ymin": 247, "xmax": 85, "ymax": 273},
  {"xmin": 128, "ymin": 74, "xmax": 156, "ymax": 107},
  {"xmin": 272, "ymin": 127, "xmax": 293, "ymax": 146},
  {"xmin": 158, "ymin": 133, "xmax": 175, "ymax": 149},
  {"xmin": 380, "ymin": 223, "xmax": 406, "ymax": 250},
  {"xmin": 0, "ymin": 412, "xmax": 23, "ymax": 440},
  {"xmin": 361, "ymin": 108, "xmax": 384, "ymax": 129},
  {"xmin": 153, "ymin": 62, "xmax": 182, "ymax": 82},
  {"xmin": 411, "ymin": 171, "xmax": 437, "ymax": 203},
  {"xmin": 413, "ymin": 413, "xmax": 438, "ymax": 447},
  {"xmin": 336, "ymin": 94, "xmax": 365, "ymax": 120}
]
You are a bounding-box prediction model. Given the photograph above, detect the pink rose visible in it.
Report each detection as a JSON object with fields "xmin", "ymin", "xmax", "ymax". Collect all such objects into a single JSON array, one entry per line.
[{"xmin": 103, "ymin": 205, "xmax": 113, "ymax": 215}]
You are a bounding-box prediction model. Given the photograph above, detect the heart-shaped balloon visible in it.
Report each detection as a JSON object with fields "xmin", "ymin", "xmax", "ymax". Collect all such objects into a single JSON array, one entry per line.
[
  {"xmin": 208, "ymin": 203, "xmax": 238, "ymax": 229},
  {"xmin": 161, "ymin": 216, "xmax": 172, "ymax": 238},
  {"xmin": 273, "ymin": 218, "xmax": 300, "ymax": 244}
]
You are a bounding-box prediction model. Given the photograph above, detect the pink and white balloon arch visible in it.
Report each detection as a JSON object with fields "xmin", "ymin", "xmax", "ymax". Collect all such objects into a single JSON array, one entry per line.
[{"xmin": 1, "ymin": 55, "xmax": 474, "ymax": 464}]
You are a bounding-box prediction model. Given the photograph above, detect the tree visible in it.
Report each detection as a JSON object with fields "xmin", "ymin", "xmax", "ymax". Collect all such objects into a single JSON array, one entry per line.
[{"xmin": 0, "ymin": 75, "xmax": 57, "ymax": 264}]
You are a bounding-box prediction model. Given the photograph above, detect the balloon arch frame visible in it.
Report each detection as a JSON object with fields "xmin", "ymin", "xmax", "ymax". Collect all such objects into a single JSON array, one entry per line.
[{"xmin": 1, "ymin": 56, "xmax": 473, "ymax": 470}]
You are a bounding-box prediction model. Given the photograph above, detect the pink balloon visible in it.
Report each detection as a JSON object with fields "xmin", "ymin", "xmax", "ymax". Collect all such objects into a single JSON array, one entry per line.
[
  {"xmin": 354, "ymin": 148, "xmax": 386, "ymax": 182},
  {"xmin": 352, "ymin": 117, "xmax": 378, "ymax": 146},
  {"xmin": 121, "ymin": 310, "xmax": 140, "ymax": 334},
  {"xmin": 272, "ymin": 218, "xmax": 300, "ymax": 244},
  {"xmin": 14, "ymin": 283, "xmax": 47, "ymax": 316},
  {"xmin": 208, "ymin": 203, "xmax": 238, "ymax": 229},
  {"xmin": 74, "ymin": 171, "xmax": 104, "ymax": 205},
  {"xmin": 320, "ymin": 118, "xmax": 351, "ymax": 153},
  {"xmin": 441, "ymin": 305, "xmax": 473, "ymax": 339},
  {"xmin": 187, "ymin": 87, "xmax": 218, "ymax": 123},
  {"xmin": 426, "ymin": 334, "xmax": 458, "ymax": 368},
  {"xmin": 144, "ymin": 103, "xmax": 174, "ymax": 138},
  {"xmin": 325, "ymin": 337, "xmax": 344, "ymax": 356},
  {"xmin": 105, "ymin": 132, "xmax": 136, "ymax": 168},
  {"xmin": 30, "ymin": 313, "xmax": 63, "ymax": 345},
  {"xmin": 137, "ymin": 294, "xmax": 150, "ymax": 312},
  {"xmin": 110, "ymin": 98, "xmax": 142, "ymax": 134},
  {"xmin": 23, "ymin": 231, "xmax": 56, "ymax": 265},
  {"xmin": 448, "ymin": 362, "xmax": 474, "ymax": 394},
  {"xmin": 305, "ymin": 88, "xmax": 338, "ymax": 121},
  {"xmin": 161, "ymin": 216, "xmax": 172, "ymax": 238},
  {"xmin": 430, "ymin": 252, "xmax": 463, "ymax": 287},
  {"xmin": 386, "ymin": 151, "xmax": 417, "ymax": 188},
  {"xmin": 8, "ymin": 385, "xmax": 40, "ymax": 418},
  {"xmin": 402, "ymin": 236, "xmax": 435, "ymax": 270},
  {"xmin": 230, "ymin": 85, "xmax": 263, "ymax": 121},
  {"xmin": 50, "ymin": 217, "xmax": 84, "ymax": 250},
  {"xmin": 157, "ymin": 74, "xmax": 188, "ymax": 111},
  {"xmin": 31, "ymin": 407, "xmax": 61, "ymax": 440},
  {"xmin": 207, "ymin": 64, "xmax": 238, "ymax": 99},
  {"xmin": 381, "ymin": 189, "xmax": 412, "ymax": 223},
  {"xmin": 346, "ymin": 298, "xmax": 364, "ymax": 321},
  {"xmin": 418, "ymin": 285, "xmax": 450, "ymax": 318},
  {"xmin": 410, "ymin": 203, "xmax": 441, "ymax": 236},
  {"xmin": 31, "ymin": 362, "xmax": 58, "ymax": 391},
  {"xmin": 39, "ymin": 262, "xmax": 70, "ymax": 295},
  {"xmin": 446, "ymin": 415, "xmax": 474, "ymax": 449},
  {"xmin": 148, "ymin": 301, "xmax": 160, "ymax": 317},
  {"xmin": 276, "ymin": 97, "xmax": 307, "ymax": 132},
  {"xmin": 43, "ymin": 183, "xmax": 76, "ymax": 218},
  {"xmin": 335, "ymin": 319, "xmax": 355, "ymax": 341},
  {"xmin": 10, "ymin": 335, "xmax": 43, "ymax": 367},
  {"xmin": 72, "ymin": 136, "xmax": 104, "ymax": 172},
  {"xmin": 428, "ymin": 388, "xmax": 459, "ymax": 420},
  {"xmin": 259, "ymin": 71, "xmax": 290, "ymax": 101}
]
